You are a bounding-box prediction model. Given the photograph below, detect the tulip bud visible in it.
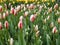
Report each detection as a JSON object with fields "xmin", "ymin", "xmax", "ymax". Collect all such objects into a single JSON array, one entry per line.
[
  {"xmin": 58, "ymin": 18, "xmax": 60, "ymax": 23},
  {"xmin": 19, "ymin": 16, "xmax": 23, "ymax": 21},
  {"xmin": 18, "ymin": 21, "xmax": 23, "ymax": 29},
  {"xmin": 6, "ymin": 10, "xmax": 9, "ymax": 16},
  {"xmin": 0, "ymin": 5, "xmax": 2, "ymax": 12},
  {"xmin": 43, "ymin": 18, "xmax": 46, "ymax": 23},
  {"xmin": 39, "ymin": 5, "xmax": 43, "ymax": 10},
  {"xmin": 48, "ymin": 7, "xmax": 52, "ymax": 13},
  {"xmin": 24, "ymin": 11, "xmax": 28, "ymax": 17},
  {"xmin": 4, "ymin": 21, "xmax": 9, "ymax": 29},
  {"xmin": 50, "ymin": 22, "xmax": 54, "ymax": 28},
  {"xmin": 24, "ymin": 7, "xmax": 26, "ymax": 11},
  {"xmin": 26, "ymin": 4, "xmax": 29, "ymax": 8},
  {"xmin": 36, "ymin": 31, "xmax": 40, "ymax": 37},
  {"xmin": 54, "ymin": 3, "xmax": 58, "ymax": 10},
  {"xmin": 10, "ymin": 7, "xmax": 14, "ymax": 14},
  {"xmin": 4, "ymin": 4, "xmax": 7, "ymax": 9},
  {"xmin": 10, "ymin": 38, "xmax": 14, "ymax": 45},
  {"xmin": 0, "ymin": 22, "xmax": 2, "ymax": 30},
  {"xmin": 2, "ymin": 13, "xmax": 6, "ymax": 19},
  {"xmin": 29, "ymin": 4, "xmax": 34, "ymax": 9},
  {"xmin": 16, "ymin": 5, "xmax": 20, "ymax": 12},
  {"xmin": 47, "ymin": 15, "xmax": 50, "ymax": 20},
  {"xmin": 14, "ymin": 9, "xmax": 17, "ymax": 16},
  {"xmin": 30, "ymin": 15, "xmax": 35, "ymax": 22},
  {"xmin": 52, "ymin": 26, "xmax": 58, "ymax": 33},
  {"xmin": 34, "ymin": 25, "xmax": 38, "ymax": 32}
]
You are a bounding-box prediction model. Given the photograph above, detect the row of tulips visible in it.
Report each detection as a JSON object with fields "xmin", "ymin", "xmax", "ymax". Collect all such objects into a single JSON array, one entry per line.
[{"xmin": 0, "ymin": 2, "xmax": 60, "ymax": 45}]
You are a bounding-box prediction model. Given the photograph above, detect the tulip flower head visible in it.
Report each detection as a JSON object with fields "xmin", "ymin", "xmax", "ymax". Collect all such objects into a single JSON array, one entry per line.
[
  {"xmin": 30, "ymin": 15, "xmax": 35, "ymax": 22},
  {"xmin": 6, "ymin": 10, "xmax": 9, "ymax": 16},
  {"xmin": 48, "ymin": 7, "xmax": 52, "ymax": 13},
  {"xmin": 4, "ymin": 21, "xmax": 9, "ymax": 29},
  {"xmin": 58, "ymin": 18, "xmax": 60, "ymax": 23},
  {"xmin": 52, "ymin": 26, "xmax": 58, "ymax": 33},
  {"xmin": 36, "ymin": 31, "xmax": 40, "ymax": 37},
  {"xmin": 2, "ymin": 13, "xmax": 6, "ymax": 19},
  {"xmin": 10, "ymin": 38, "xmax": 14, "ymax": 45},
  {"xmin": 29, "ymin": 4, "xmax": 34, "ymax": 9},
  {"xmin": 16, "ymin": 5, "xmax": 20, "ymax": 12},
  {"xmin": 50, "ymin": 22, "xmax": 54, "ymax": 28},
  {"xmin": 10, "ymin": 7, "xmax": 14, "ymax": 14},
  {"xmin": 0, "ymin": 5, "xmax": 2, "ymax": 12},
  {"xmin": 34, "ymin": 25, "xmax": 38, "ymax": 32},
  {"xmin": 54, "ymin": 3, "xmax": 58, "ymax": 10},
  {"xmin": 24, "ymin": 11, "xmax": 29, "ymax": 17},
  {"xmin": 18, "ymin": 21, "xmax": 23, "ymax": 29},
  {"xmin": 19, "ymin": 16, "xmax": 23, "ymax": 21},
  {"xmin": 0, "ymin": 22, "xmax": 2, "ymax": 30},
  {"xmin": 14, "ymin": 9, "xmax": 17, "ymax": 16}
]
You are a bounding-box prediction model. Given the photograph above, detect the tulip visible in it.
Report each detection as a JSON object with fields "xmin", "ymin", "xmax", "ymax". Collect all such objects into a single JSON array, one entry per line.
[
  {"xmin": 18, "ymin": 21, "xmax": 23, "ymax": 29},
  {"xmin": 19, "ymin": 16, "xmax": 23, "ymax": 21},
  {"xmin": 14, "ymin": 9, "xmax": 17, "ymax": 16},
  {"xmin": 24, "ymin": 6, "xmax": 26, "ymax": 11},
  {"xmin": 54, "ymin": 3, "xmax": 58, "ymax": 10},
  {"xmin": 34, "ymin": 25, "xmax": 38, "ymax": 32},
  {"xmin": 4, "ymin": 4, "xmax": 7, "ymax": 9},
  {"xmin": 6, "ymin": 10, "xmax": 9, "ymax": 16},
  {"xmin": 30, "ymin": 15, "xmax": 35, "ymax": 22},
  {"xmin": 50, "ymin": 22, "xmax": 54, "ymax": 28},
  {"xmin": 16, "ymin": 5, "xmax": 20, "ymax": 12},
  {"xmin": 24, "ymin": 11, "xmax": 29, "ymax": 17},
  {"xmin": 47, "ymin": 15, "xmax": 50, "ymax": 20},
  {"xmin": 43, "ymin": 18, "xmax": 46, "ymax": 23},
  {"xmin": 0, "ymin": 22, "xmax": 2, "ymax": 30},
  {"xmin": 48, "ymin": 7, "xmax": 52, "ymax": 13},
  {"xmin": 4, "ymin": 21, "xmax": 9, "ymax": 29},
  {"xmin": 52, "ymin": 26, "xmax": 58, "ymax": 33},
  {"xmin": 39, "ymin": 5, "xmax": 43, "ymax": 12},
  {"xmin": 10, "ymin": 38, "xmax": 14, "ymax": 45},
  {"xmin": 26, "ymin": 4, "xmax": 29, "ymax": 8},
  {"xmin": 58, "ymin": 18, "xmax": 60, "ymax": 23},
  {"xmin": 2, "ymin": 13, "xmax": 6, "ymax": 19},
  {"xmin": 10, "ymin": 7, "xmax": 14, "ymax": 14},
  {"xmin": 29, "ymin": 4, "xmax": 34, "ymax": 9},
  {"xmin": 0, "ymin": 5, "xmax": 2, "ymax": 12},
  {"xmin": 36, "ymin": 31, "xmax": 40, "ymax": 37}
]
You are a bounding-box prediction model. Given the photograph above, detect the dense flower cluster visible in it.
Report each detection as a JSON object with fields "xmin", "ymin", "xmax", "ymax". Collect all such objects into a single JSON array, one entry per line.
[{"xmin": 0, "ymin": 2, "xmax": 60, "ymax": 45}]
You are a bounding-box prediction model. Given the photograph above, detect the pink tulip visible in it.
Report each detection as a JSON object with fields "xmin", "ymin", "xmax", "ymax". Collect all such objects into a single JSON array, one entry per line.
[
  {"xmin": 14, "ymin": 9, "xmax": 17, "ymax": 16},
  {"xmin": 30, "ymin": 15, "xmax": 35, "ymax": 22},
  {"xmin": 0, "ymin": 22, "xmax": 2, "ymax": 30},
  {"xmin": 52, "ymin": 26, "xmax": 57, "ymax": 33},
  {"xmin": 58, "ymin": 18, "xmax": 60, "ymax": 23},
  {"xmin": 2, "ymin": 13, "xmax": 6, "ymax": 19},
  {"xmin": 4, "ymin": 21, "xmax": 9, "ymax": 29},
  {"xmin": 6, "ymin": 10, "xmax": 9, "ymax": 16},
  {"xmin": 29, "ymin": 4, "xmax": 34, "ymax": 9},
  {"xmin": 10, "ymin": 7, "xmax": 14, "ymax": 14},
  {"xmin": 0, "ymin": 5, "xmax": 2, "ymax": 12},
  {"xmin": 18, "ymin": 21, "xmax": 23, "ymax": 29},
  {"xmin": 54, "ymin": 3, "xmax": 58, "ymax": 9},
  {"xmin": 19, "ymin": 16, "xmax": 23, "ymax": 21},
  {"xmin": 24, "ymin": 11, "xmax": 28, "ymax": 17}
]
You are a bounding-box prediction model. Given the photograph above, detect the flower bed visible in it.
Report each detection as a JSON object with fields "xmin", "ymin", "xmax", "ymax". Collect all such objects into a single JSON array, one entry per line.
[{"xmin": 0, "ymin": 1, "xmax": 60, "ymax": 45}]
